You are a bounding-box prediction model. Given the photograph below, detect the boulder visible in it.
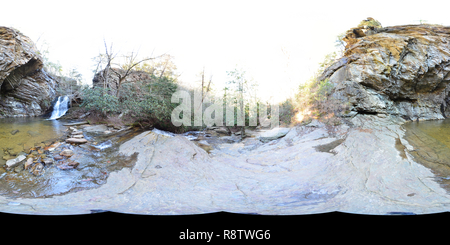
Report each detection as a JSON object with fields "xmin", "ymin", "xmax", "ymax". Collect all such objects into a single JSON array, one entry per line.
[
  {"xmin": 42, "ymin": 158, "xmax": 54, "ymax": 165},
  {"xmin": 83, "ymin": 125, "xmax": 108, "ymax": 133},
  {"xmin": 59, "ymin": 149, "xmax": 74, "ymax": 157},
  {"xmin": 258, "ymin": 127, "xmax": 291, "ymax": 143},
  {"xmin": 53, "ymin": 155, "xmax": 64, "ymax": 160},
  {"xmin": 24, "ymin": 157, "xmax": 34, "ymax": 170},
  {"xmin": 13, "ymin": 166, "xmax": 22, "ymax": 173},
  {"xmin": 2, "ymin": 155, "xmax": 15, "ymax": 161},
  {"xmin": 66, "ymin": 138, "xmax": 88, "ymax": 144},
  {"xmin": 27, "ymin": 130, "xmax": 41, "ymax": 137},
  {"xmin": 23, "ymin": 142, "xmax": 34, "ymax": 153},
  {"xmin": 45, "ymin": 142, "xmax": 62, "ymax": 152},
  {"xmin": 0, "ymin": 27, "xmax": 58, "ymax": 117},
  {"xmin": 5, "ymin": 155, "xmax": 26, "ymax": 169},
  {"xmin": 56, "ymin": 160, "xmax": 79, "ymax": 170},
  {"xmin": 213, "ymin": 128, "xmax": 230, "ymax": 135},
  {"xmin": 31, "ymin": 162, "xmax": 44, "ymax": 176}
]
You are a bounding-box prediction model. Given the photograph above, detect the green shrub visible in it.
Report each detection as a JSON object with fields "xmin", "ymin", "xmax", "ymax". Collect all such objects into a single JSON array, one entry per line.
[
  {"xmin": 278, "ymin": 98, "xmax": 296, "ymax": 126},
  {"xmin": 80, "ymin": 86, "xmax": 120, "ymax": 116},
  {"xmin": 313, "ymin": 78, "xmax": 334, "ymax": 103},
  {"xmin": 80, "ymin": 75, "xmax": 181, "ymax": 131},
  {"xmin": 357, "ymin": 18, "xmax": 382, "ymax": 29},
  {"xmin": 294, "ymin": 74, "xmax": 345, "ymax": 125}
]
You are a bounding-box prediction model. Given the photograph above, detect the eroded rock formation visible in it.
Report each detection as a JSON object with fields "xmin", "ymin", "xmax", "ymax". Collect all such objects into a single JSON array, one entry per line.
[
  {"xmin": 322, "ymin": 23, "xmax": 450, "ymax": 120},
  {"xmin": 92, "ymin": 68, "xmax": 152, "ymax": 94},
  {"xmin": 0, "ymin": 27, "xmax": 58, "ymax": 117}
]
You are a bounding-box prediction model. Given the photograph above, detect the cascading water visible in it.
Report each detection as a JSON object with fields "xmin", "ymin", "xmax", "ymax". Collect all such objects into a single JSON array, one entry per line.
[{"xmin": 48, "ymin": 96, "xmax": 70, "ymax": 120}]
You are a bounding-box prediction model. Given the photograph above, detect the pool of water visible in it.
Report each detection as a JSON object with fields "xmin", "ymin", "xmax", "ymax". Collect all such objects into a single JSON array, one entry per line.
[
  {"xmin": 403, "ymin": 119, "xmax": 450, "ymax": 192},
  {"xmin": 0, "ymin": 117, "xmax": 66, "ymax": 166}
]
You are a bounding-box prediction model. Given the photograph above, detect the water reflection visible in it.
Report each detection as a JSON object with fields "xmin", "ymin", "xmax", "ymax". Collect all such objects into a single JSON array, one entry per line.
[
  {"xmin": 404, "ymin": 120, "xmax": 450, "ymax": 147},
  {"xmin": 0, "ymin": 117, "xmax": 66, "ymax": 166},
  {"xmin": 403, "ymin": 119, "xmax": 450, "ymax": 193}
]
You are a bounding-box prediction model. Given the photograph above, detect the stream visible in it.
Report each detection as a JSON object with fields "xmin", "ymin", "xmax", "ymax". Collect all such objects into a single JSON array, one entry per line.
[{"xmin": 0, "ymin": 117, "xmax": 142, "ymax": 198}]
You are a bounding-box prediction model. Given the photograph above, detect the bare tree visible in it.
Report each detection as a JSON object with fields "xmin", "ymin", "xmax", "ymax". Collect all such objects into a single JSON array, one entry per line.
[
  {"xmin": 92, "ymin": 40, "xmax": 117, "ymax": 90},
  {"xmin": 94, "ymin": 40, "xmax": 159, "ymax": 97},
  {"xmin": 110, "ymin": 51, "xmax": 157, "ymax": 97},
  {"xmin": 225, "ymin": 68, "xmax": 248, "ymax": 139},
  {"xmin": 196, "ymin": 67, "xmax": 213, "ymax": 128},
  {"xmin": 103, "ymin": 42, "xmax": 115, "ymax": 90}
]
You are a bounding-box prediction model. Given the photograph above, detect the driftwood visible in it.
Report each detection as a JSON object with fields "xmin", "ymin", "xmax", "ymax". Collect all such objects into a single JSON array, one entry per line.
[{"xmin": 63, "ymin": 121, "xmax": 88, "ymax": 126}]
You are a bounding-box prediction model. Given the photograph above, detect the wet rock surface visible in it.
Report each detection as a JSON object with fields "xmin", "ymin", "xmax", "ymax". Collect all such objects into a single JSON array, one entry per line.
[
  {"xmin": 1, "ymin": 115, "xmax": 450, "ymax": 215},
  {"xmin": 5, "ymin": 155, "xmax": 26, "ymax": 169}
]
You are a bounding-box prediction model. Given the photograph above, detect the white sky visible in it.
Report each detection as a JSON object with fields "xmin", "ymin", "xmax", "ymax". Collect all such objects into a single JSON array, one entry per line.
[{"xmin": 2, "ymin": 0, "xmax": 450, "ymax": 102}]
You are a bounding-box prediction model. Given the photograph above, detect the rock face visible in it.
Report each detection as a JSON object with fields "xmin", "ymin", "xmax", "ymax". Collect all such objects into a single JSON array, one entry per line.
[
  {"xmin": 92, "ymin": 68, "xmax": 152, "ymax": 94},
  {"xmin": 0, "ymin": 27, "xmax": 58, "ymax": 117},
  {"xmin": 322, "ymin": 23, "xmax": 450, "ymax": 120}
]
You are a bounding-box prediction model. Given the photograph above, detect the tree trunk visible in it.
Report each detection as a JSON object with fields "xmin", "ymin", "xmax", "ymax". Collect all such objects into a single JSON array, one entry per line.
[
  {"xmin": 239, "ymin": 78, "xmax": 245, "ymax": 140},
  {"xmin": 103, "ymin": 66, "xmax": 109, "ymax": 90},
  {"xmin": 116, "ymin": 76, "xmax": 125, "ymax": 97},
  {"xmin": 225, "ymin": 126, "xmax": 232, "ymax": 136}
]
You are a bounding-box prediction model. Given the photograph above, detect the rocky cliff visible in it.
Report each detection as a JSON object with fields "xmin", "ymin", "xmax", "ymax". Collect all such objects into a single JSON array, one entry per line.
[
  {"xmin": 0, "ymin": 27, "xmax": 58, "ymax": 117},
  {"xmin": 322, "ymin": 23, "xmax": 450, "ymax": 120}
]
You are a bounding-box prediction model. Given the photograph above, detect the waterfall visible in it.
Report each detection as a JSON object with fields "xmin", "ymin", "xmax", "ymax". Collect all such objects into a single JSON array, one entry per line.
[{"xmin": 48, "ymin": 96, "xmax": 70, "ymax": 120}]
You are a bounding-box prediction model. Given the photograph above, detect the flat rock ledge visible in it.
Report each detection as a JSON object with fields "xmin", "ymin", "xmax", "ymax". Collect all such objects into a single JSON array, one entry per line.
[
  {"xmin": 65, "ymin": 138, "xmax": 88, "ymax": 144},
  {"xmin": 1, "ymin": 114, "xmax": 450, "ymax": 215}
]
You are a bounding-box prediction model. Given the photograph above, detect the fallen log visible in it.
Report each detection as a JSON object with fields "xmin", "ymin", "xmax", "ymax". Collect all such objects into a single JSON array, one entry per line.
[{"xmin": 63, "ymin": 121, "xmax": 89, "ymax": 126}]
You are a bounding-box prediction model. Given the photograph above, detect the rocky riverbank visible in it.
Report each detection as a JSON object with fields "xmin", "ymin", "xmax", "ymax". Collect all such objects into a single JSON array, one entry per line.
[
  {"xmin": 0, "ymin": 120, "xmax": 140, "ymax": 199},
  {"xmin": 1, "ymin": 114, "xmax": 450, "ymax": 215}
]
